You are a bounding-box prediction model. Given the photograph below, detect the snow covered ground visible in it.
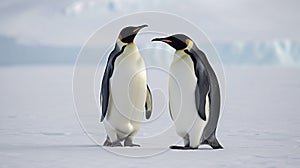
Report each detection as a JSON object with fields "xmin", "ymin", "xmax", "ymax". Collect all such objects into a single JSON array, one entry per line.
[{"xmin": 0, "ymin": 65, "xmax": 300, "ymax": 167}]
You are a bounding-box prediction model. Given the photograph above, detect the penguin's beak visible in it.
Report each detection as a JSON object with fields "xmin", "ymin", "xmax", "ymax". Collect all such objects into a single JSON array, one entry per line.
[
  {"xmin": 152, "ymin": 37, "xmax": 172, "ymax": 43},
  {"xmin": 132, "ymin": 24, "xmax": 148, "ymax": 33},
  {"xmin": 151, "ymin": 38, "xmax": 162, "ymax": 41}
]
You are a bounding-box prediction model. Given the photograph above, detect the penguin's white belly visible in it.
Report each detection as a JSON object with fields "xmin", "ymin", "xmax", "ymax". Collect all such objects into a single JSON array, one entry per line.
[
  {"xmin": 169, "ymin": 53, "xmax": 209, "ymax": 142},
  {"xmin": 106, "ymin": 44, "xmax": 146, "ymax": 134}
]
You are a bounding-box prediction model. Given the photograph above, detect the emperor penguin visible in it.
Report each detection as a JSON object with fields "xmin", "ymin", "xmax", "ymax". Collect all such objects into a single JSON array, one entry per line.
[
  {"xmin": 100, "ymin": 25, "xmax": 152, "ymax": 147},
  {"xmin": 152, "ymin": 34, "xmax": 223, "ymax": 149}
]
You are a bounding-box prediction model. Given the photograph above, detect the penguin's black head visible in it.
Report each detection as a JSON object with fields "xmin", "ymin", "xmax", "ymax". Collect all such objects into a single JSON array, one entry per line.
[
  {"xmin": 118, "ymin": 25, "xmax": 148, "ymax": 43},
  {"xmin": 152, "ymin": 34, "xmax": 192, "ymax": 50}
]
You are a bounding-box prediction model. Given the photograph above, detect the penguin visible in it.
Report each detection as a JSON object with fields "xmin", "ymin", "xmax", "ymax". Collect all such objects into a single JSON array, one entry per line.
[
  {"xmin": 100, "ymin": 25, "xmax": 152, "ymax": 147},
  {"xmin": 152, "ymin": 34, "xmax": 223, "ymax": 149}
]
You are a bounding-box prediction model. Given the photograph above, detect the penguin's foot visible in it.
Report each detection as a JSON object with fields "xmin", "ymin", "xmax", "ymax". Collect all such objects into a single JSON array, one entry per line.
[
  {"xmin": 110, "ymin": 141, "xmax": 123, "ymax": 147},
  {"xmin": 201, "ymin": 138, "xmax": 223, "ymax": 149},
  {"xmin": 201, "ymin": 133, "xmax": 224, "ymax": 149},
  {"xmin": 103, "ymin": 136, "xmax": 112, "ymax": 146},
  {"xmin": 103, "ymin": 139, "xmax": 112, "ymax": 146},
  {"xmin": 210, "ymin": 143, "xmax": 223, "ymax": 149},
  {"xmin": 124, "ymin": 138, "xmax": 140, "ymax": 147},
  {"xmin": 209, "ymin": 138, "xmax": 223, "ymax": 149},
  {"xmin": 188, "ymin": 146, "xmax": 199, "ymax": 150},
  {"xmin": 184, "ymin": 144, "xmax": 190, "ymax": 148},
  {"xmin": 169, "ymin": 145, "xmax": 198, "ymax": 150}
]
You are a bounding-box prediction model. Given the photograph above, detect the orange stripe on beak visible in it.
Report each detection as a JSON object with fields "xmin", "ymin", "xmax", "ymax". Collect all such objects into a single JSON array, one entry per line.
[
  {"xmin": 162, "ymin": 39, "xmax": 172, "ymax": 43},
  {"xmin": 132, "ymin": 27, "xmax": 140, "ymax": 33}
]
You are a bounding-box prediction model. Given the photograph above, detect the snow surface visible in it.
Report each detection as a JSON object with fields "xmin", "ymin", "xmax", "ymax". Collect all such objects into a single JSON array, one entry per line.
[{"xmin": 0, "ymin": 66, "xmax": 300, "ymax": 167}]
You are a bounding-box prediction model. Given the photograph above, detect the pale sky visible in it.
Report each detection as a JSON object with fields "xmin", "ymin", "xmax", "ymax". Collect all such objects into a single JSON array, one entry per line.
[{"xmin": 0, "ymin": 0, "xmax": 299, "ymax": 47}]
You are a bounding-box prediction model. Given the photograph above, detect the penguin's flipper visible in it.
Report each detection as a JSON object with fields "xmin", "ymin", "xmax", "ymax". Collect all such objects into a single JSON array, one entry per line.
[
  {"xmin": 184, "ymin": 49, "xmax": 210, "ymax": 121},
  {"xmin": 145, "ymin": 84, "xmax": 152, "ymax": 119},
  {"xmin": 195, "ymin": 76, "xmax": 209, "ymax": 121},
  {"xmin": 168, "ymin": 102, "xmax": 174, "ymax": 121},
  {"xmin": 100, "ymin": 66, "xmax": 111, "ymax": 122},
  {"xmin": 100, "ymin": 44, "xmax": 126, "ymax": 122}
]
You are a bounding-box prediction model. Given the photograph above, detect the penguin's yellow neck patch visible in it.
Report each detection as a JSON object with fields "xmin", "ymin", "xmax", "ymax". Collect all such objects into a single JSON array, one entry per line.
[
  {"xmin": 176, "ymin": 39, "xmax": 193, "ymax": 52},
  {"xmin": 174, "ymin": 50, "xmax": 188, "ymax": 60},
  {"xmin": 186, "ymin": 39, "xmax": 193, "ymax": 50},
  {"xmin": 173, "ymin": 39, "xmax": 193, "ymax": 62}
]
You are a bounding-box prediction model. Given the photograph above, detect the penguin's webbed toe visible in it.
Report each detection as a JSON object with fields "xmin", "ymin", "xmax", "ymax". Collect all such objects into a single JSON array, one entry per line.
[{"xmin": 110, "ymin": 141, "xmax": 123, "ymax": 147}]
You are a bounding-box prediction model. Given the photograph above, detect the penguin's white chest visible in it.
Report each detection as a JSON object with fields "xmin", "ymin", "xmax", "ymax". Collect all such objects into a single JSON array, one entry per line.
[
  {"xmin": 169, "ymin": 51, "xmax": 209, "ymax": 134},
  {"xmin": 109, "ymin": 44, "xmax": 147, "ymax": 122}
]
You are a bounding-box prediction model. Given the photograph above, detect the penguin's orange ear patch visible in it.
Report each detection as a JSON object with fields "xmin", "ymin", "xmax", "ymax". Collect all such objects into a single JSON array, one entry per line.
[
  {"xmin": 186, "ymin": 39, "xmax": 191, "ymax": 45},
  {"xmin": 118, "ymin": 35, "xmax": 122, "ymax": 40},
  {"xmin": 162, "ymin": 39, "xmax": 172, "ymax": 43}
]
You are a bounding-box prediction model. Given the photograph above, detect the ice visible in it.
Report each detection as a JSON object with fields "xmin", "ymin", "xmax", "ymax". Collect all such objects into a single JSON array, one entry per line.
[{"xmin": 0, "ymin": 65, "xmax": 300, "ymax": 167}]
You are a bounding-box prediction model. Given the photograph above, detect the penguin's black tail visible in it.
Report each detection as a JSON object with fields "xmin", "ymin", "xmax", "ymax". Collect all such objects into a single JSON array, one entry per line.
[{"xmin": 201, "ymin": 132, "xmax": 223, "ymax": 149}]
